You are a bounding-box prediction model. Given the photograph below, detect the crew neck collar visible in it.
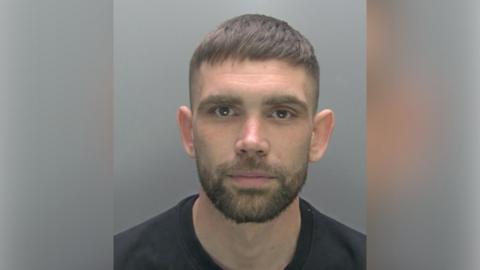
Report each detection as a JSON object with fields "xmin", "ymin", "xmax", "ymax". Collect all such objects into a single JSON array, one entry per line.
[{"xmin": 178, "ymin": 194, "xmax": 314, "ymax": 270}]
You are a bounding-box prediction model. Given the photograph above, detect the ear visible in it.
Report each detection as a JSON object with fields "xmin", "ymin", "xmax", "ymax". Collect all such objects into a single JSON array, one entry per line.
[
  {"xmin": 309, "ymin": 109, "xmax": 335, "ymax": 162},
  {"xmin": 177, "ymin": 106, "xmax": 196, "ymax": 158}
]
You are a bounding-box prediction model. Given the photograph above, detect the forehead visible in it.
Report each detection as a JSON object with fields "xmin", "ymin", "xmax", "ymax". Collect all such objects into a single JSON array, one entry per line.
[{"xmin": 194, "ymin": 59, "xmax": 312, "ymax": 107}]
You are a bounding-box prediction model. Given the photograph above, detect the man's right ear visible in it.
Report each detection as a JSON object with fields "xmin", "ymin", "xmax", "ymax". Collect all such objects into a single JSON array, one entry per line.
[{"xmin": 177, "ymin": 106, "xmax": 196, "ymax": 158}]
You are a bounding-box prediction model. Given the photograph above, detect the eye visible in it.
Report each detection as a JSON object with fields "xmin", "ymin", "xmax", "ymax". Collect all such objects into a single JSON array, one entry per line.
[
  {"xmin": 214, "ymin": 106, "xmax": 235, "ymax": 117},
  {"xmin": 271, "ymin": 109, "xmax": 293, "ymax": 119}
]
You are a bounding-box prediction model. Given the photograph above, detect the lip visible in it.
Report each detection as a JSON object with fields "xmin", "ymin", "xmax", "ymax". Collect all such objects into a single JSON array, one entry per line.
[
  {"xmin": 227, "ymin": 171, "xmax": 275, "ymax": 188},
  {"xmin": 228, "ymin": 170, "xmax": 274, "ymax": 178}
]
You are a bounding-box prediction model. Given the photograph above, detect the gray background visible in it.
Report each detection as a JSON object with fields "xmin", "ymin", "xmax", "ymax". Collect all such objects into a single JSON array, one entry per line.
[{"xmin": 114, "ymin": 0, "xmax": 365, "ymax": 234}]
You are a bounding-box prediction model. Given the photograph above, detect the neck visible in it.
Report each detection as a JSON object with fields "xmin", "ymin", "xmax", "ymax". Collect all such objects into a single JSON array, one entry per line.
[{"xmin": 193, "ymin": 191, "xmax": 301, "ymax": 270}]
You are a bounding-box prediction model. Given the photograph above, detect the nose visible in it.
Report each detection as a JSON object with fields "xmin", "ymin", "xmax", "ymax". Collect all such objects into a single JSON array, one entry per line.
[{"xmin": 234, "ymin": 117, "xmax": 270, "ymax": 157}]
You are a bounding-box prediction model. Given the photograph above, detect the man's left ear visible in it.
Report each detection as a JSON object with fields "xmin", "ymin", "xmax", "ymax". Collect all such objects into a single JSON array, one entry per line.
[{"xmin": 309, "ymin": 109, "xmax": 335, "ymax": 162}]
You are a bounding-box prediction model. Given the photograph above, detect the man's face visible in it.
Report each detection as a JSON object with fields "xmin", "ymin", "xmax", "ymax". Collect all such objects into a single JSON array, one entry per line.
[{"xmin": 179, "ymin": 59, "xmax": 331, "ymax": 224}]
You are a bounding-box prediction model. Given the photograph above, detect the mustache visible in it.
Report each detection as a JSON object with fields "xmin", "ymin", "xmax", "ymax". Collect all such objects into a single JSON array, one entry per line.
[{"xmin": 215, "ymin": 156, "xmax": 285, "ymax": 179}]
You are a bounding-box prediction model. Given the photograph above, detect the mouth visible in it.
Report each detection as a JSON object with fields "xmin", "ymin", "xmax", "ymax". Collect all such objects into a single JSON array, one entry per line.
[{"xmin": 227, "ymin": 170, "xmax": 275, "ymax": 188}]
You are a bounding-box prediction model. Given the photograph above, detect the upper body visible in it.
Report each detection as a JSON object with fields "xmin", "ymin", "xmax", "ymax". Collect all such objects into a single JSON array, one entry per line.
[
  {"xmin": 116, "ymin": 14, "xmax": 365, "ymax": 270},
  {"xmin": 115, "ymin": 194, "xmax": 366, "ymax": 270}
]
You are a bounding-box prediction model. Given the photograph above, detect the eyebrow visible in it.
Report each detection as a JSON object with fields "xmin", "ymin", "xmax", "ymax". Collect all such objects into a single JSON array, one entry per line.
[
  {"xmin": 262, "ymin": 95, "xmax": 309, "ymax": 113},
  {"xmin": 196, "ymin": 94, "xmax": 310, "ymax": 113},
  {"xmin": 196, "ymin": 95, "xmax": 243, "ymax": 111}
]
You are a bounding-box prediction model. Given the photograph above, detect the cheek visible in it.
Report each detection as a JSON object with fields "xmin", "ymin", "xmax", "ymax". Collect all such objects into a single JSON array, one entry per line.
[
  {"xmin": 193, "ymin": 123, "xmax": 236, "ymax": 163},
  {"xmin": 269, "ymin": 128, "xmax": 312, "ymax": 165}
]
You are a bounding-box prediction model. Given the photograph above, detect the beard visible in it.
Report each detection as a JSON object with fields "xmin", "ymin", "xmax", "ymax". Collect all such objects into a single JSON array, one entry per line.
[{"xmin": 195, "ymin": 154, "xmax": 308, "ymax": 224}]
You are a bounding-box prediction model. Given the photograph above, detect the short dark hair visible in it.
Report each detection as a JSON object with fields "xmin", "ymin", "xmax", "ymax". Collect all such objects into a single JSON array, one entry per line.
[{"xmin": 189, "ymin": 14, "xmax": 319, "ymax": 111}]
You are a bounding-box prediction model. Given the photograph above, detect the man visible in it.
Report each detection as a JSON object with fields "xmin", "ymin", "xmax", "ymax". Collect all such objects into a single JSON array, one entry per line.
[{"xmin": 115, "ymin": 14, "xmax": 365, "ymax": 270}]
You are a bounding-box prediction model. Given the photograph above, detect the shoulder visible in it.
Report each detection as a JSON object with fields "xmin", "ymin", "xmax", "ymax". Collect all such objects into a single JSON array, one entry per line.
[
  {"xmin": 114, "ymin": 196, "xmax": 195, "ymax": 270},
  {"xmin": 301, "ymin": 199, "xmax": 366, "ymax": 269}
]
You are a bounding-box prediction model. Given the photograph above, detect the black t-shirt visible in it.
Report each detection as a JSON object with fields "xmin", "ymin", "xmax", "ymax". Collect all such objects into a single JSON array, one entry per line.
[{"xmin": 115, "ymin": 194, "xmax": 365, "ymax": 269}]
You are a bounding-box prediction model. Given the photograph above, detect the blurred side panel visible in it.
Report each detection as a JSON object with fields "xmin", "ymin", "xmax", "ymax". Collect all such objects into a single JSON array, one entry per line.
[
  {"xmin": 368, "ymin": 0, "xmax": 479, "ymax": 269},
  {"xmin": 468, "ymin": 1, "xmax": 480, "ymax": 268},
  {"xmin": 0, "ymin": 1, "xmax": 113, "ymax": 269}
]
